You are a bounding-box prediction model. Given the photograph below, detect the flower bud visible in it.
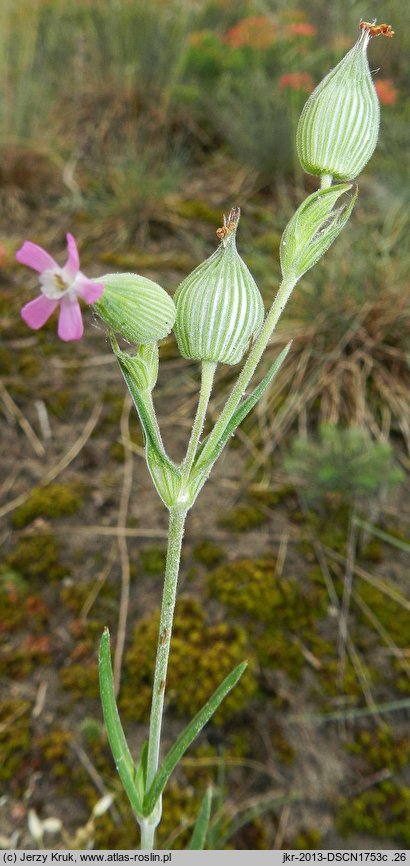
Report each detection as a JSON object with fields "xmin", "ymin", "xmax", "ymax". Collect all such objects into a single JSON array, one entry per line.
[
  {"xmin": 94, "ymin": 272, "xmax": 176, "ymax": 345},
  {"xmin": 174, "ymin": 208, "xmax": 264, "ymax": 366},
  {"xmin": 113, "ymin": 341, "xmax": 159, "ymax": 392},
  {"xmin": 280, "ymin": 183, "xmax": 357, "ymax": 281},
  {"xmin": 297, "ymin": 22, "xmax": 393, "ymax": 181}
]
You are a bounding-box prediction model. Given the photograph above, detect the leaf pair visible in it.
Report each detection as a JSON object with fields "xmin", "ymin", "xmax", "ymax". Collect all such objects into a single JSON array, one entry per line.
[{"xmin": 98, "ymin": 629, "xmax": 246, "ymax": 824}]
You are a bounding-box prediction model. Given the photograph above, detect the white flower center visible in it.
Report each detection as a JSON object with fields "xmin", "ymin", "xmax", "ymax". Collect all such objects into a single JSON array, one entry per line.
[{"xmin": 40, "ymin": 268, "xmax": 73, "ymax": 300}]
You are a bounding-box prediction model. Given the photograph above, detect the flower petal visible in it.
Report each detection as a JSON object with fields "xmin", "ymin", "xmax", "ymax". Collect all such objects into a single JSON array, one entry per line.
[
  {"xmin": 63, "ymin": 233, "xmax": 80, "ymax": 280},
  {"xmin": 21, "ymin": 295, "xmax": 59, "ymax": 330},
  {"xmin": 16, "ymin": 241, "xmax": 56, "ymax": 273},
  {"xmin": 75, "ymin": 276, "xmax": 104, "ymax": 304},
  {"xmin": 58, "ymin": 295, "xmax": 84, "ymax": 341}
]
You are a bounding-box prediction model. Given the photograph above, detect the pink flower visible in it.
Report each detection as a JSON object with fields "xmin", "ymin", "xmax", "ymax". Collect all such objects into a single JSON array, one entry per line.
[{"xmin": 17, "ymin": 233, "xmax": 104, "ymax": 341}]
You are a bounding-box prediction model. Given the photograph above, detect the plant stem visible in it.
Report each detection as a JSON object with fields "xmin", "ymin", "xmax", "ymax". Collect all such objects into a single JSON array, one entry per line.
[
  {"xmin": 197, "ymin": 275, "xmax": 297, "ymax": 470},
  {"xmin": 145, "ymin": 505, "xmax": 188, "ymax": 833},
  {"xmin": 140, "ymin": 821, "xmax": 156, "ymax": 851},
  {"xmin": 180, "ymin": 360, "xmax": 216, "ymax": 488},
  {"xmin": 320, "ymin": 173, "xmax": 333, "ymax": 189}
]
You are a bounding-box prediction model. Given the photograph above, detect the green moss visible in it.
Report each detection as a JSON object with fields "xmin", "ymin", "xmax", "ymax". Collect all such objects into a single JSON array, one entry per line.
[
  {"xmin": 39, "ymin": 729, "xmax": 72, "ymax": 779},
  {"xmin": 0, "ymin": 569, "xmax": 28, "ymax": 629},
  {"xmin": 347, "ymin": 726, "xmax": 410, "ymax": 773},
  {"xmin": 5, "ymin": 533, "xmax": 68, "ymax": 583},
  {"xmin": 0, "ymin": 699, "xmax": 32, "ymax": 784},
  {"xmin": 12, "ymin": 481, "xmax": 86, "ymax": 529},
  {"xmin": 59, "ymin": 579, "xmax": 115, "ymax": 620},
  {"xmin": 357, "ymin": 582, "xmax": 409, "ymax": 649},
  {"xmin": 120, "ymin": 596, "xmax": 256, "ymax": 724},
  {"xmin": 0, "ymin": 570, "xmax": 49, "ymax": 633},
  {"xmin": 337, "ymin": 726, "xmax": 410, "ymax": 845},
  {"xmin": 60, "ymin": 662, "xmax": 100, "ymax": 699},
  {"xmin": 193, "ymin": 539, "xmax": 225, "ymax": 567},
  {"xmin": 207, "ymin": 558, "xmax": 324, "ymax": 629},
  {"xmin": 140, "ymin": 545, "xmax": 167, "ymax": 575},
  {"xmin": 157, "ymin": 782, "xmax": 201, "ymax": 850},
  {"xmin": 93, "ymin": 812, "xmax": 140, "ymax": 850},
  {"xmin": 248, "ymin": 485, "xmax": 294, "ymax": 509},
  {"xmin": 337, "ymin": 781, "xmax": 410, "ymax": 846},
  {"xmin": 316, "ymin": 656, "xmax": 367, "ymax": 699},
  {"xmin": 206, "ymin": 558, "xmax": 328, "ymax": 683},
  {"xmin": 218, "ymin": 503, "xmax": 267, "ymax": 533},
  {"xmin": 291, "ymin": 828, "xmax": 322, "ymax": 849},
  {"xmin": 0, "ymin": 633, "xmax": 52, "ymax": 678}
]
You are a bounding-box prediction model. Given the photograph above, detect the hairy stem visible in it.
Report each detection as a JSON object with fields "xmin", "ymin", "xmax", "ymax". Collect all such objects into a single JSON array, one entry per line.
[
  {"xmin": 140, "ymin": 821, "xmax": 156, "ymax": 851},
  {"xmin": 180, "ymin": 360, "xmax": 216, "ymax": 488},
  {"xmin": 320, "ymin": 173, "xmax": 333, "ymax": 189},
  {"xmin": 145, "ymin": 505, "xmax": 187, "ymax": 841}
]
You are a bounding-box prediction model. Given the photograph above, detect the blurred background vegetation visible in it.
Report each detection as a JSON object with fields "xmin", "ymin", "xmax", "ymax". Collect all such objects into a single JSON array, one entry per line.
[{"xmin": 0, "ymin": 0, "xmax": 409, "ymax": 851}]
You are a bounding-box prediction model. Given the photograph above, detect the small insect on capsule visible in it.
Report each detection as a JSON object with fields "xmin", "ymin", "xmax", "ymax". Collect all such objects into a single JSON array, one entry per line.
[
  {"xmin": 359, "ymin": 21, "xmax": 394, "ymax": 38},
  {"xmin": 216, "ymin": 206, "xmax": 241, "ymax": 241}
]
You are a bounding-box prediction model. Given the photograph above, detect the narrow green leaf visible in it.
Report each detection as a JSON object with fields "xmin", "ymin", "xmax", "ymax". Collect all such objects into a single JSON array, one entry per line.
[
  {"xmin": 98, "ymin": 629, "xmax": 143, "ymax": 817},
  {"xmin": 194, "ymin": 342, "xmax": 291, "ymax": 474},
  {"xmin": 143, "ymin": 661, "xmax": 247, "ymax": 816},
  {"xmin": 206, "ymin": 755, "xmax": 226, "ymax": 850},
  {"xmin": 188, "ymin": 786, "xmax": 213, "ymax": 850},
  {"xmin": 134, "ymin": 740, "xmax": 149, "ymax": 805}
]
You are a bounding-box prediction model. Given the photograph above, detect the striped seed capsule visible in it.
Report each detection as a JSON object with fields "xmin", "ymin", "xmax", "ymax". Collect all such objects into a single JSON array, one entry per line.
[
  {"xmin": 94, "ymin": 272, "xmax": 176, "ymax": 345},
  {"xmin": 296, "ymin": 22, "xmax": 393, "ymax": 181},
  {"xmin": 174, "ymin": 208, "xmax": 264, "ymax": 366}
]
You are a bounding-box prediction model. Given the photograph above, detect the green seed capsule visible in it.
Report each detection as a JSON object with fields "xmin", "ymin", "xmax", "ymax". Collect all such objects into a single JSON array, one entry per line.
[
  {"xmin": 174, "ymin": 208, "xmax": 264, "ymax": 366},
  {"xmin": 297, "ymin": 24, "xmax": 392, "ymax": 181},
  {"xmin": 94, "ymin": 273, "xmax": 176, "ymax": 345}
]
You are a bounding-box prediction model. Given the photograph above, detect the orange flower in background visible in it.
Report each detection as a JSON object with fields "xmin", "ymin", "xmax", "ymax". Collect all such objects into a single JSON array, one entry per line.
[
  {"xmin": 279, "ymin": 72, "xmax": 314, "ymax": 94},
  {"xmin": 374, "ymin": 78, "xmax": 398, "ymax": 106},
  {"xmin": 286, "ymin": 22, "xmax": 317, "ymax": 38},
  {"xmin": 223, "ymin": 15, "xmax": 278, "ymax": 49}
]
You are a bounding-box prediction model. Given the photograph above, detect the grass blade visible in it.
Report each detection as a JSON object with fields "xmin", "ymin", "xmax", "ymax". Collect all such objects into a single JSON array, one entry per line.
[
  {"xmin": 188, "ymin": 786, "xmax": 213, "ymax": 850},
  {"xmin": 354, "ymin": 518, "xmax": 410, "ymax": 553}
]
